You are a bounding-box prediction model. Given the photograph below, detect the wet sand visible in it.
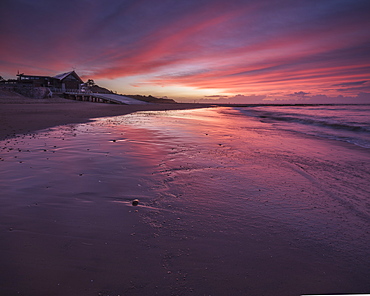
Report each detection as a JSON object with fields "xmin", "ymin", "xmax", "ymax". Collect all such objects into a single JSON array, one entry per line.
[
  {"xmin": 0, "ymin": 94, "xmax": 209, "ymax": 296},
  {"xmin": 0, "ymin": 93, "xmax": 208, "ymax": 141},
  {"xmin": 1, "ymin": 99, "xmax": 370, "ymax": 295}
]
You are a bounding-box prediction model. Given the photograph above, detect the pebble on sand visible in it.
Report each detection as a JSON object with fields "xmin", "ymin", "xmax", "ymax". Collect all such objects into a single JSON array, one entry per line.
[{"xmin": 132, "ymin": 199, "xmax": 139, "ymax": 206}]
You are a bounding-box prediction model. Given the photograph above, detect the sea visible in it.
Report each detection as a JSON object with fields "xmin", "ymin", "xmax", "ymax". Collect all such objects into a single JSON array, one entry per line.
[
  {"xmin": 237, "ymin": 104, "xmax": 370, "ymax": 149},
  {"xmin": 1, "ymin": 104, "xmax": 369, "ymax": 295}
]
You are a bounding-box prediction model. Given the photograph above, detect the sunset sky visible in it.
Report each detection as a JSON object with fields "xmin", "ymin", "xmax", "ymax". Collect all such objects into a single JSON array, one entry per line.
[{"xmin": 1, "ymin": 0, "xmax": 370, "ymax": 103}]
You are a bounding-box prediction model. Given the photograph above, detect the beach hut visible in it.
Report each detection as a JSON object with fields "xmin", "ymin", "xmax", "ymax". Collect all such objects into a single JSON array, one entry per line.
[{"xmin": 53, "ymin": 71, "xmax": 84, "ymax": 91}]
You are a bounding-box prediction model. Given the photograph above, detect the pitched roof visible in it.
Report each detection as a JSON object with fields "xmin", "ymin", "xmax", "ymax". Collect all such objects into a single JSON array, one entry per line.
[{"xmin": 53, "ymin": 71, "xmax": 83, "ymax": 83}]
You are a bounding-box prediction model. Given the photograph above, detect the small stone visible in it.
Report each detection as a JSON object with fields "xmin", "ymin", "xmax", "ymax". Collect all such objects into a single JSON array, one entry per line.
[{"xmin": 132, "ymin": 199, "xmax": 139, "ymax": 206}]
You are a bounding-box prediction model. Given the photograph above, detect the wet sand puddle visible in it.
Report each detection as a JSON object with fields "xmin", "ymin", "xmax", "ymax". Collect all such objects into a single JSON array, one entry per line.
[{"xmin": 0, "ymin": 107, "xmax": 369, "ymax": 295}]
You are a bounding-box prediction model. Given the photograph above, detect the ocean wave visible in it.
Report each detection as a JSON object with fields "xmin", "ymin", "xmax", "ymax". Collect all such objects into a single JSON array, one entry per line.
[
  {"xmin": 260, "ymin": 113, "xmax": 369, "ymax": 133},
  {"xmin": 235, "ymin": 105, "xmax": 370, "ymax": 148},
  {"xmin": 237, "ymin": 107, "xmax": 370, "ymax": 133}
]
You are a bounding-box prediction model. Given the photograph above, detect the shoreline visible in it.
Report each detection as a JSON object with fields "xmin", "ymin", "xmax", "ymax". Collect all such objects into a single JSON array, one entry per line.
[
  {"xmin": 0, "ymin": 95, "xmax": 211, "ymax": 141},
  {"xmin": 2, "ymin": 92, "xmax": 368, "ymax": 142}
]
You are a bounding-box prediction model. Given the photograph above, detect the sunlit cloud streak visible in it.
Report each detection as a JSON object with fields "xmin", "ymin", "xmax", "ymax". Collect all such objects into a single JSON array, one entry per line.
[{"xmin": 1, "ymin": 0, "xmax": 370, "ymax": 102}]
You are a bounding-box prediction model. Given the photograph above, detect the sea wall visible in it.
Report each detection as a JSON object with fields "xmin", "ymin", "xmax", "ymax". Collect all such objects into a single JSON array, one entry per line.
[{"xmin": 14, "ymin": 87, "xmax": 52, "ymax": 99}]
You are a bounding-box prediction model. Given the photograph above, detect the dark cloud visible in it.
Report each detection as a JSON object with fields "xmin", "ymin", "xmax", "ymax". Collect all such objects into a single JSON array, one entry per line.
[
  {"xmin": 204, "ymin": 95, "xmax": 229, "ymax": 98},
  {"xmin": 333, "ymin": 80, "xmax": 368, "ymax": 87},
  {"xmin": 333, "ymin": 80, "xmax": 370, "ymax": 93},
  {"xmin": 289, "ymin": 91, "xmax": 310, "ymax": 97},
  {"xmin": 337, "ymin": 85, "xmax": 370, "ymax": 93}
]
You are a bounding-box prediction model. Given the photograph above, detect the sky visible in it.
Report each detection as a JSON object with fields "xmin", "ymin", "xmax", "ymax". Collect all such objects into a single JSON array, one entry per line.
[{"xmin": 1, "ymin": 0, "xmax": 370, "ymax": 103}]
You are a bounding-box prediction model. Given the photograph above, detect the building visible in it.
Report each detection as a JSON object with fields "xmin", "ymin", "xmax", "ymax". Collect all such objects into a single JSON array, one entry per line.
[
  {"xmin": 16, "ymin": 74, "xmax": 54, "ymax": 87},
  {"xmin": 53, "ymin": 71, "xmax": 84, "ymax": 90},
  {"xmin": 16, "ymin": 71, "xmax": 84, "ymax": 91}
]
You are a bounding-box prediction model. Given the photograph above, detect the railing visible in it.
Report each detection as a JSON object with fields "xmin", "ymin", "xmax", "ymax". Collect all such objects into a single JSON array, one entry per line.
[{"xmin": 50, "ymin": 88, "xmax": 92, "ymax": 94}]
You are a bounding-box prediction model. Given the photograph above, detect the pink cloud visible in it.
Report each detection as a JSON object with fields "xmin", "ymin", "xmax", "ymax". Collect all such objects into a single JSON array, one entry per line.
[
  {"xmin": 1, "ymin": 0, "xmax": 369, "ymax": 101},
  {"xmin": 89, "ymin": 4, "xmax": 254, "ymax": 79}
]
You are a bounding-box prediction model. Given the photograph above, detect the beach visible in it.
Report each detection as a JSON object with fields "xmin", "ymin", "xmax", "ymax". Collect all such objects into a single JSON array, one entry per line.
[
  {"xmin": 0, "ymin": 91, "xmax": 208, "ymax": 141},
  {"xmin": 1, "ymin": 95, "xmax": 370, "ymax": 296}
]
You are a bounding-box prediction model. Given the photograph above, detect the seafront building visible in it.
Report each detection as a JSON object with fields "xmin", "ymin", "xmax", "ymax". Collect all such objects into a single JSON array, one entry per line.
[
  {"xmin": 0, "ymin": 71, "xmax": 172, "ymax": 104},
  {"xmin": 15, "ymin": 71, "xmax": 84, "ymax": 92}
]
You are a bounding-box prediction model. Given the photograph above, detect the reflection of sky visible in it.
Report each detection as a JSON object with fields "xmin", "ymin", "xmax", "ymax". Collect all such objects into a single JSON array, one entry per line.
[{"xmin": 1, "ymin": 0, "xmax": 370, "ymax": 102}]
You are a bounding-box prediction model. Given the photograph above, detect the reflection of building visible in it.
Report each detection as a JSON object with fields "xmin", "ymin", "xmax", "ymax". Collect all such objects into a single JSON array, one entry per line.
[{"xmin": 16, "ymin": 71, "xmax": 84, "ymax": 91}]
